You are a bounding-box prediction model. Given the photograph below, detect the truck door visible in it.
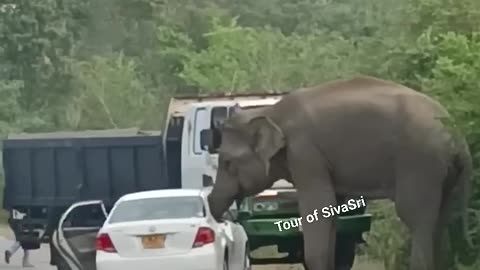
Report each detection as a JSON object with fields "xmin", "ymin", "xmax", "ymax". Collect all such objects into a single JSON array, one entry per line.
[
  {"xmin": 182, "ymin": 105, "xmax": 230, "ymax": 188},
  {"xmin": 53, "ymin": 200, "xmax": 107, "ymax": 270}
]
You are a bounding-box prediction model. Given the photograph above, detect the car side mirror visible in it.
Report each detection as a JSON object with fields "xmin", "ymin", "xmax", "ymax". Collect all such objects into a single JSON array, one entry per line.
[
  {"xmin": 221, "ymin": 210, "xmax": 238, "ymax": 222},
  {"xmin": 229, "ymin": 209, "xmax": 238, "ymax": 221},
  {"xmin": 200, "ymin": 129, "xmax": 213, "ymax": 151},
  {"xmin": 221, "ymin": 211, "xmax": 231, "ymax": 222}
]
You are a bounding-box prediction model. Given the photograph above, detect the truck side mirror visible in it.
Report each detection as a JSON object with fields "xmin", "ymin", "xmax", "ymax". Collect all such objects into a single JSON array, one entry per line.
[
  {"xmin": 200, "ymin": 129, "xmax": 213, "ymax": 151},
  {"xmin": 200, "ymin": 129, "xmax": 221, "ymax": 153}
]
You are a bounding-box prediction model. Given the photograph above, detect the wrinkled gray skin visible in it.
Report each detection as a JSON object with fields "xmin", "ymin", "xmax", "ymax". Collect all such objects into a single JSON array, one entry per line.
[{"xmin": 207, "ymin": 76, "xmax": 473, "ymax": 270}]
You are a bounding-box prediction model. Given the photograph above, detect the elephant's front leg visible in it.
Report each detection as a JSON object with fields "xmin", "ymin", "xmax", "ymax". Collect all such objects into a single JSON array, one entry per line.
[
  {"xmin": 288, "ymin": 147, "xmax": 337, "ymax": 270},
  {"xmin": 299, "ymin": 188, "xmax": 336, "ymax": 270},
  {"xmin": 298, "ymin": 187, "xmax": 337, "ymax": 270}
]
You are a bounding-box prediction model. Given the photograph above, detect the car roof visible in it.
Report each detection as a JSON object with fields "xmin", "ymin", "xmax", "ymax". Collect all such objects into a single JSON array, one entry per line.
[{"xmin": 118, "ymin": 189, "xmax": 205, "ymax": 202}]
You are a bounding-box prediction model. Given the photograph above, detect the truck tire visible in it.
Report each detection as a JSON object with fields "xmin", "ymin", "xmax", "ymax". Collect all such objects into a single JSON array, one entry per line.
[
  {"xmin": 301, "ymin": 262, "xmax": 353, "ymax": 270},
  {"xmin": 302, "ymin": 237, "xmax": 357, "ymax": 270},
  {"xmin": 334, "ymin": 236, "xmax": 357, "ymax": 270}
]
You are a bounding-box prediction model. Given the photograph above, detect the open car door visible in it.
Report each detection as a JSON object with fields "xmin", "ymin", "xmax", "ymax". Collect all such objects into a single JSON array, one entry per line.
[
  {"xmin": 52, "ymin": 200, "xmax": 107, "ymax": 270},
  {"xmin": 222, "ymin": 203, "xmax": 250, "ymax": 270}
]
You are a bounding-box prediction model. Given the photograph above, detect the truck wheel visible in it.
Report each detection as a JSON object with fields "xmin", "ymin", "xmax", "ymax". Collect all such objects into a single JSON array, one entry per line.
[
  {"xmin": 335, "ymin": 236, "xmax": 357, "ymax": 270},
  {"xmin": 302, "ymin": 261, "xmax": 352, "ymax": 270}
]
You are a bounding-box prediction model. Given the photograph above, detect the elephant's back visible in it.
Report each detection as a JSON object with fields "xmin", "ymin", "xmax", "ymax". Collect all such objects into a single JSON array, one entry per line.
[
  {"xmin": 289, "ymin": 76, "xmax": 448, "ymax": 118},
  {"xmin": 281, "ymin": 77, "xmax": 453, "ymax": 193},
  {"xmin": 277, "ymin": 76, "xmax": 451, "ymax": 139}
]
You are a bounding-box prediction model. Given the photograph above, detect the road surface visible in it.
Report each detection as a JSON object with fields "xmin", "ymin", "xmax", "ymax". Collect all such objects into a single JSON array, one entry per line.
[
  {"xmin": 0, "ymin": 234, "xmax": 301, "ymax": 270},
  {"xmin": 0, "ymin": 226, "xmax": 381, "ymax": 270},
  {"xmin": 0, "ymin": 237, "xmax": 54, "ymax": 269}
]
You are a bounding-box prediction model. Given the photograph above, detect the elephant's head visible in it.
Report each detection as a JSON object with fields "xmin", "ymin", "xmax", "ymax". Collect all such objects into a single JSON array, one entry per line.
[{"xmin": 207, "ymin": 106, "xmax": 287, "ymax": 221}]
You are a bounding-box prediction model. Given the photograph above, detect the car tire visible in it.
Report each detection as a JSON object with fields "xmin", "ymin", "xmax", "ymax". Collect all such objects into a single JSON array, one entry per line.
[
  {"xmin": 223, "ymin": 253, "xmax": 229, "ymax": 270},
  {"xmin": 244, "ymin": 244, "xmax": 251, "ymax": 270}
]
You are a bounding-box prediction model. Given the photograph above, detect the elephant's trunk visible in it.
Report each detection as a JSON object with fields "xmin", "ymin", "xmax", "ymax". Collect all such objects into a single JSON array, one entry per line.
[
  {"xmin": 207, "ymin": 170, "xmax": 240, "ymax": 222},
  {"xmin": 207, "ymin": 191, "xmax": 235, "ymax": 222}
]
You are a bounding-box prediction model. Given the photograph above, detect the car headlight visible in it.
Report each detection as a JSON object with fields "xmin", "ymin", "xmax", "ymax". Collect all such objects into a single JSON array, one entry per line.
[{"xmin": 253, "ymin": 202, "xmax": 279, "ymax": 212}]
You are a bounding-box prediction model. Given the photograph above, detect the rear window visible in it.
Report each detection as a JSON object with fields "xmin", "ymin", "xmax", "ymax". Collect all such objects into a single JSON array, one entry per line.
[{"xmin": 108, "ymin": 196, "xmax": 205, "ymax": 224}]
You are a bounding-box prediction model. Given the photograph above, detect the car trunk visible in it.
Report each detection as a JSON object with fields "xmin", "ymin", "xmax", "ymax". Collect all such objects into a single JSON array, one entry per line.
[{"xmin": 105, "ymin": 218, "xmax": 205, "ymax": 258}]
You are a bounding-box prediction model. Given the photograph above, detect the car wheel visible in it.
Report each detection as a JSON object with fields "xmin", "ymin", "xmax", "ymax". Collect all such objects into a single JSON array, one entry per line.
[
  {"xmin": 244, "ymin": 244, "xmax": 251, "ymax": 270},
  {"xmin": 223, "ymin": 254, "xmax": 229, "ymax": 270}
]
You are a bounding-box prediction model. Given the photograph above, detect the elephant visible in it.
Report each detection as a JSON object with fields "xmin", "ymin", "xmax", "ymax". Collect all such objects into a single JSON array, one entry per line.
[{"xmin": 206, "ymin": 76, "xmax": 473, "ymax": 270}]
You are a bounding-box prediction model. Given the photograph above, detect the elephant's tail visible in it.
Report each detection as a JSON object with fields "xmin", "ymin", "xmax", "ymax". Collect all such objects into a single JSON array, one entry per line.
[{"xmin": 456, "ymin": 139, "xmax": 474, "ymax": 248}]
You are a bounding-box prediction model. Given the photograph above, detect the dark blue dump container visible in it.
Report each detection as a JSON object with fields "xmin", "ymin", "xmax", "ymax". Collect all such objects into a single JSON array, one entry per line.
[{"xmin": 2, "ymin": 128, "xmax": 174, "ymax": 210}]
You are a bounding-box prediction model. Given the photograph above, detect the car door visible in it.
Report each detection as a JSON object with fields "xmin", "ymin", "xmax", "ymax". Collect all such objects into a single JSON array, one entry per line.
[
  {"xmin": 53, "ymin": 200, "xmax": 108, "ymax": 270},
  {"xmin": 222, "ymin": 203, "xmax": 249, "ymax": 270}
]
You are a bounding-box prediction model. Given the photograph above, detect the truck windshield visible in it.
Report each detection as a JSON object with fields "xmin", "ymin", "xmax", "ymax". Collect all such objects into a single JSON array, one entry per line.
[{"xmin": 108, "ymin": 196, "xmax": 205, "ymax": 223}]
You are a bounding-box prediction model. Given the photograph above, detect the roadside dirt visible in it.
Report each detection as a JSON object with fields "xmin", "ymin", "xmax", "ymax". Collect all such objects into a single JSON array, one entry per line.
[{"xmin": 0, "ymin": 225, "xmax": 12, "ymax": 239}]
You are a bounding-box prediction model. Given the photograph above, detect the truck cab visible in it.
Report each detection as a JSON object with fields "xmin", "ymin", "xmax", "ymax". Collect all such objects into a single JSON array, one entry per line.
[{"xmin": 163, "ymin": 92, "xmax": 284, "ymax": 189}]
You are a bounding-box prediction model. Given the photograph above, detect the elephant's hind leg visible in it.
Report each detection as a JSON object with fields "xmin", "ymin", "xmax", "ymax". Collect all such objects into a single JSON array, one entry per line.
[
  {"xmin": 433, "ymin": 181, "xmax": 457, "ymax": 270},
  {"xmin": 394, "ymin": 170, "xmax": 444, "ymax": 270}
]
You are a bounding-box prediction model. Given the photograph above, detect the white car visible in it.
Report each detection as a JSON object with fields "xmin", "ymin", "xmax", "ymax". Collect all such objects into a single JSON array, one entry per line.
[{"xmin": 53, "ymin": 188, "xmax": 250, "ymax": 270}]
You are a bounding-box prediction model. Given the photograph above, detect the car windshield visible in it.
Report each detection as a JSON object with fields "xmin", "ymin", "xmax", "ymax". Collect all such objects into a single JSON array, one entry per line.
[{"xmin": 108, "ymin": 196, "xmax": 205, "ymax": 224}]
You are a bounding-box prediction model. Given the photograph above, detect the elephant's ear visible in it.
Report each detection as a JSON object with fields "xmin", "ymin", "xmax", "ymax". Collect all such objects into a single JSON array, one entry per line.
[{"xmin": 248, "ymin": 116, "xmax": 286, "ymax": 174}]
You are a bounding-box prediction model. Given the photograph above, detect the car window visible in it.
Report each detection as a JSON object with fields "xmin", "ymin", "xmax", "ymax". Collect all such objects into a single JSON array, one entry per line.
[
  {"xmin": 108, "ymin": 196, "xmax": 205, "ymax": 224},
  {"xmin": 63, "ymin": 203, "xmax": 106, "ymax": 228},
  {"xmin": 193, "ymin": 108, "xmax": 210, "ymax": 154}
]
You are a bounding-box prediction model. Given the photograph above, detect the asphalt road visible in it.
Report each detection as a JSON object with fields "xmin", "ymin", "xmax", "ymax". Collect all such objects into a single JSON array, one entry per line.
[
  {"xmin": 0, "ymin": 227, "xmax": 380, "ymax": 270},
  {"xmin": 0, "ymin": 237, "xmax": 54, "ymax": 269},
  {"xmin": 0, "ymin": 235, "xmax": 299, "ymax": 270}
]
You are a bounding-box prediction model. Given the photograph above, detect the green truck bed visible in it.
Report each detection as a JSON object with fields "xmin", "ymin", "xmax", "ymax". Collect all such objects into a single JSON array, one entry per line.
[{"xmin": 237, "ymin": 186, "xmax": 372, "ymax": 266}]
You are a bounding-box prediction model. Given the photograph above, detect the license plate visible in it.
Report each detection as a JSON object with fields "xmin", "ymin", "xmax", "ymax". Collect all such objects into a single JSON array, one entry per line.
[{"xmin": 141, "ymin": 234, "xmax": 166, "ymax": 249}]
